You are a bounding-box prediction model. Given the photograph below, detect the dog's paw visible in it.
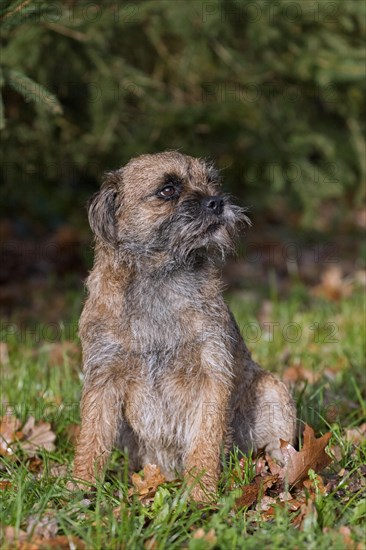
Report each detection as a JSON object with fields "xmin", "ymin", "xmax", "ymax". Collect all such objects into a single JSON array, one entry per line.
[{"xmin": 264, "ymin": 440, "xmax": 286, "ymax": 466}]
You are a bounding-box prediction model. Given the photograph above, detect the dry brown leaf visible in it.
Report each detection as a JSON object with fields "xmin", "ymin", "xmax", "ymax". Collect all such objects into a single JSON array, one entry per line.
[
  {"xmin": 285, "ymin": 497, "xmax": 305, "ymax": 512},
  {"xmin": 330, "ymin": 444, "xmax": 343, "ymax": 462},
  {"xmin": 0, "ymin": 480, "xmax": 12, "ymax": 490},
  {"xmin": 337, "ymin": 526, "xmax": 356, "ymax": 548},
  {"xmin": 345, "ymin": 423, "xmax": 366, "ymax": 445},
  {"xmin": 192, "ymin": 528, "xmax": 206, "ymax": 539},
  {"xmin": 129, "ymin": 464, "xmax": 166, "ymax": 502},
  {"xmin": 254, "ymin": 456, "xmax": 268, "ymax": 476},
  {"xmin": 3, "ymin": 526, "xmax": 28, "ymax": 544},
  {"xmin": 44, "ymin": 341, "xmax": 80, "ymax": 367},
  {"xmin": 235, "ymin": 481, "xmax": 260, "ymax": 509},
  {"xmin": 278, "ymin": 490, "xmax": 292, "ymax": 502},
  {"xmin": 235, "ymin": 474, "xmax": 278, "ymax": 509},
  {"xmin": 293, "ymin": 498, "xmax": 318, "ymax": 530},
  {"xmin": 311, "ymin": 266, "xmax": 353, "ymax": 301},
  {"xmin": 27, "ymin": 457, "xmax": 44, "ymax": 473},
  {"xmin": 268, "ymin": 424, "xmax": 332, "ymax": 487},
  {"xmin": 20, "ymin": 535, "xmax": 85, "ymax": 549},
  {"xmin": 26, "ymin": 513, "xmax": 58, "ymax": 540},
  {"xmin": 192, "ymin": 528, "xmax": 217, "ymax": 545},
  {"xmin": 259, "ymin": 506, "xmax": 277, "ymax": 521},
  {"xmin": 0, "ymin": 414, "xmax": 56, "ymax": 458},
  {"xmin": 256, "ymin": 495, "xmax": 277, "ymax": 511},
  {"xmin": 283, "ymin": 362, "xmax": 320, "ymax": 385},
  {"xmin": 303, "ymin": 474, "xmax": 327, "ymax": 499},
  {"xmin": 3, "ymin": 525, "xmax": 86, "ymax": 550},
  {"xmin": 20, "ymin": 416, "xmax": 56, "ymax": 456},
  {"xmin": 0, "ymin": 414, "xmax": 22, "ymax": 455}
]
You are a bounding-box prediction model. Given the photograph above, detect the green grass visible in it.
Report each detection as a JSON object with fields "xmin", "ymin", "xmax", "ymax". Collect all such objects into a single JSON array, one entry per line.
[{"xmin": 1, "ymin": 285, "xmax": 365, "ymax": 549}]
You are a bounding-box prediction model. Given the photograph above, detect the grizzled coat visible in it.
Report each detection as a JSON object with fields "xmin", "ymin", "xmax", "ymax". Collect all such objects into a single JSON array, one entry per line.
[{"xmin": 73, "ymin": 152, "xmax": 296, "ymax": 501}]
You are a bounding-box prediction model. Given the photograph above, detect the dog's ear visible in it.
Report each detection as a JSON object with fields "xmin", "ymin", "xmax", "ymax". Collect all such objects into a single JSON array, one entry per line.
[{"xmin": 87, "ymin": 172, "xmax": 119, "ymax": 246}]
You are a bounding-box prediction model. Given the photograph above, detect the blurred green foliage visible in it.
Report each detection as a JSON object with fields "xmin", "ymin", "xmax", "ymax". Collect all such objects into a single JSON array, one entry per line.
[{"xmin": 0, "ymin": 0, "xmax": 365, "ymax": 231}]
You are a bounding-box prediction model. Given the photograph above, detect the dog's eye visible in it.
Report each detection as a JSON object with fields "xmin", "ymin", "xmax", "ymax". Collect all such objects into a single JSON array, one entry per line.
[{"xmin": 158, "ymin": 185, "xmax": 176, "ymax": 199}]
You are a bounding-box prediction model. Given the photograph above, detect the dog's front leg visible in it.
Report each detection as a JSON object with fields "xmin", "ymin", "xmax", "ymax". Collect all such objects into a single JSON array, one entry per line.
[
  {"xmin": 184, "ymin": 382, "xmax": 229, "ymax": 502},
  {"xmin": 73, "ymin": 378, "xmax": 122, "ymax": 486}
]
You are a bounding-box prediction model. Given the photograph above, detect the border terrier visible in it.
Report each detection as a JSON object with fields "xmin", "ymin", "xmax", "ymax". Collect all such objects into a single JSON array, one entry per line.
[{"xmin": 73, "ymin": 151, "xmax": 296, "ymax": 501}]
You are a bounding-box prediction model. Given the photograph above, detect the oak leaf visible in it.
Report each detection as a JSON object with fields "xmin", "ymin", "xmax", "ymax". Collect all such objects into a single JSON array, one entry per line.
[
  {"xmin": 0, "ymin": 415, "xmax": 22, "ymax": 455},
  {"xmin": 292, "ymin": 498, "xmax": 318, "ymax": 530},
  {"xmin": 3, "ymin": 526, "xmax": 86, "ymax": 549},
  {"xmin": 345, "ymin": 423, "xmax": 366, "ymax": 445},
  {"xmin": 0, "ymin": 414, "xmax": 56, "ymax": 457},
  {"xmin": 311, "ymin": 266, "xmax": 352, "ymax": 301},
  {"xmin": 268, "ymin": 424, "xmax": 332, "ymax": 487},
  {"xmin": 235, "ymin": 474, "xmax": 278, "ymax": 509},
  {"xmin": 129, "ymin": 464, "xmax": 166, "ymax": 503},
  {"xmin": 20, "ymin": 416, "xmax": 56, "ymax": 456},
  {"xmin": 283, "ymin": 363, "xmax": 320, "ymax": 385}
]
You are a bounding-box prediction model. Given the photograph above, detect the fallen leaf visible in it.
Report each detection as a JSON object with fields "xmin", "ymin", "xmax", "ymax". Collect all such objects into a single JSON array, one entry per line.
[
  {"xmin": 129, "ymin": 464, "xmax": 166, "ymax": 503},
  {"xmin": 278, "ymin": 490, "xmax": 292, "ymax": 502},
  {"xmin": 255, "ymin": 456, "xmax": 268, "ymax": 476},
  {"xmin": 293, "ymin": 498, "xmax": 318, "ymax": 530},
  {"xmin": 303, "ymin": 474, "xmax": 327, "ymax": 499},
  {"xmin": 256, "ymin": 495, "xmax": 277, "ymax": 511},
  {"xmin": 20, "ymin": 416, "xmax": 56, "ymax": 456},
  {"xmin": 268, "ymin": 424, "xmax": 332, "ymax": 487},
  {"xmin": 330, "ymin": 445, "xmax": 343, "ymax": 462},
  {"xmin": 235, "ymin": 481, "xmax": 260, "ymax": 509},
  {"xmin": 0, "ymin": 414, "xmax": 22, "ymax": 455},
  {"xmin": 3, "ymin": 525, "xmax": 86, "ymax": 550},
  {"xmin": 283, "ymin": 363, "xmax": 320, "ymax": 385},
  {"xmin": 21, "ymin": 535, "xmax": 85, "ymax": 549},
  {"xmin": 26, "ymin": 512, "xmax": 58, "ymax": 540},
  {"xmin": 0, "ymin": 413, "xmax": 56, "ymax": 458},
  {"xmin": 43, "ymin": 341, "xmax": 80, "ymax": 367},
  {"xmin": 259, "ymin": 506, "xmax": 277, "ymax": 521},
  {"xmin": 192, "ymin": 528, "xmax": 205, "ymax": 538},
  {"xmin": 235, "ymin": 474, "xmax": 278, "ymax": 509},
  {"xmin": 3, "ymin": 526, "xmax": 28, "ymax": 544},
  {"xmin": 285, "ymin": 497, "xmax": 305, "ymax": 511},
  {"xmin": 345, "ymin": 423, "xmax": 366, "ymax": 445},
  {"xmin": 27, "ymin": 457, "xmax": 44, "ymax": 473},
  {"xmin": 192, "ymin": 528, "xmax": 217, "ymax": 546},
  {"xmin": 311, "ymin": 266, "xmax": 353, "ymax": 301},
  {"xmin": 0, "ymin": 480, "xmax": 12, "ymax": 490}
]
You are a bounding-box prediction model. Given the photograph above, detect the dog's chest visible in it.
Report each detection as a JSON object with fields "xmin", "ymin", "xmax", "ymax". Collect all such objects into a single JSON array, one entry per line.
[
  {"xmin": 122, "ymin": 275, "xmax": 205, "ymax": 371},
  {"xmin": 124, "ymin": 369, "xmax": 206, "ymax": 451}
]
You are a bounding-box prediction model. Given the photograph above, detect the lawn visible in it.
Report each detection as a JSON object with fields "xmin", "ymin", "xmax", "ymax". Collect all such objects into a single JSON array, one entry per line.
[{"xmin": 0, "ymin": 283, "xmax": 365, "ymax": 549}]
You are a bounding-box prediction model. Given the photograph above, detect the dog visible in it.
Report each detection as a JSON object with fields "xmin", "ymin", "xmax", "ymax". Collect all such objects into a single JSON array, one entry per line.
[{"xmin": 73, "ymin": 151, "xmax": 296, "ymax": 501}]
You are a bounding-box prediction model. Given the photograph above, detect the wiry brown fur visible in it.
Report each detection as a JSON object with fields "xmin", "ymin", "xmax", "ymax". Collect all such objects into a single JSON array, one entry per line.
[{"xmin": 73, "ymin": 151, "xmax": 296, "ymax": 501}]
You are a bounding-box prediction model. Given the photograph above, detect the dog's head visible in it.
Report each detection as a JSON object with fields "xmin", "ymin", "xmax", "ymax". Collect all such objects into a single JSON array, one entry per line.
[{"xmin": 88, "ymin": 151, "xmax": 250, "ymax": 266}]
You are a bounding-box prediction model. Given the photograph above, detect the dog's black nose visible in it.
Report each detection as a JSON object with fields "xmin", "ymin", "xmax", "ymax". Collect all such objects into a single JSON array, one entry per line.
[{"xmin": 203, "ymin": 196, "xmax": 224, "ymax": 216}]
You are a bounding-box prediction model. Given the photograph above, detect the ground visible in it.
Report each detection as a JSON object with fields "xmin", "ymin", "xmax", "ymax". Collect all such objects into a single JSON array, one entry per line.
[{"xmin": 0, "ymin": 278, "xmax": 365, "ymax": 549}]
